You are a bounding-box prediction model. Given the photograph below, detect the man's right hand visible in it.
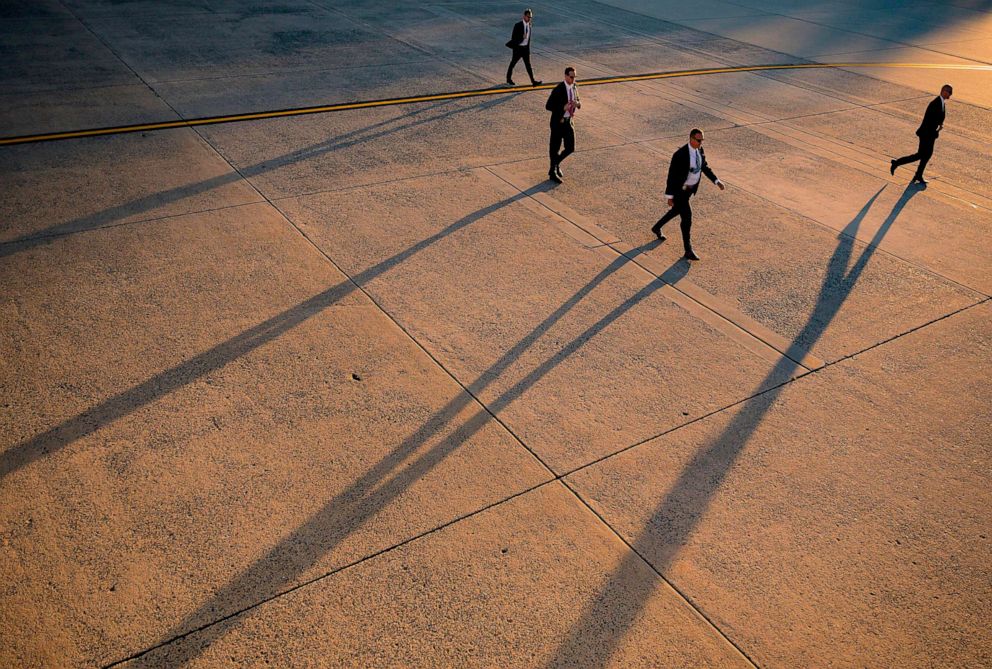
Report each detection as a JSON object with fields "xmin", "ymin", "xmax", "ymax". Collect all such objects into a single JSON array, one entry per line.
[{"xmin": 667, "ymin": 198, "xmax": 674, "ymax": 208}]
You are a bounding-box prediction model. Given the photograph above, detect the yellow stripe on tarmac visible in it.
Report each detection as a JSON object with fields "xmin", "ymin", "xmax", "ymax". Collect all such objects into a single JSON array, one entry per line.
[{"xmin": 2, "ymin": 62, "xmax": 990, "ymax": 146}]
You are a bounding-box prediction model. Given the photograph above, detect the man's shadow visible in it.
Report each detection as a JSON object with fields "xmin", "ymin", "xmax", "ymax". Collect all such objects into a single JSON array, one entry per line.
[
  {"xmin": 546, "ymin": 184, "xmax": 919, "ymax": 667},
  {"xmin": 0, "ymin": 93, "xmax": 520, "ymax": 259},
  {"xmin": 104, "ymin": 239, "xmax": 689, "ymax": 667}
]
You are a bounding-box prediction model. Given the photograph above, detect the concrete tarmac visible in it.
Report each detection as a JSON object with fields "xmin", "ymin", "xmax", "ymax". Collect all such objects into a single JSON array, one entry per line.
[{"xmin": 1, "ymin": 1, "xmax": 989, "ymax": 667}]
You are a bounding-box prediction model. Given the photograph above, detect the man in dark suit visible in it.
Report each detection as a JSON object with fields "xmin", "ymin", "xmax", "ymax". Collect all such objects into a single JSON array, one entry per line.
[
  {"xmin": 546, "ymin": 66, "xmax": 580, "ymax": 183},
  {"xmin": 505, "ymin": 9, "xmax": 542, "ymax": 87},
  {"xmin": 651, "ymin": 128, "xmax": 725, "ymax": 261},
  {"xmin": 891, "ymin": 84, "xmax": 952, "ymax": 185}
]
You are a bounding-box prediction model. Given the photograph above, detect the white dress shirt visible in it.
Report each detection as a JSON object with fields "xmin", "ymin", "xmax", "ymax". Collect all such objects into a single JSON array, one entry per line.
[
  {"xmin": 683, "ymin": 146, "xmax": 703, "ymax": 189},
  {"xmin": 521, "ymin": 21, "xmax": 530, "ymax": 47},
  {"xmin": 564, "ymin": 82, "xmax": 576, "ymax": 118}
]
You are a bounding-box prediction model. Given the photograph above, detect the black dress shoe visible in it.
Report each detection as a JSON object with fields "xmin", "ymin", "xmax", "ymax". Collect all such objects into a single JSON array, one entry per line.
[
  {"xmin": 506, "ymin": 79, "xmax": 516, "ymax": 86},
  {"xmin": 531, "ymin": 80, "xmax": 543, "ymax": 86},
  {"xmin": 683, "ymin": 249, "xmax": 701, "ymax": 261},
  {"xmin": 549, "ymin": 171, "xmax": 563, "ymax": 184},
  {"xmin": 555, "ymin": 164, "xmax": 563, "ymax": 178},
  {"xmin": 650, "ymin": 224, "xmax": 666, "ymax": 241},
  {"xmin": 890, "ymin": 159, "xmax": 896, "ymax": 176}
]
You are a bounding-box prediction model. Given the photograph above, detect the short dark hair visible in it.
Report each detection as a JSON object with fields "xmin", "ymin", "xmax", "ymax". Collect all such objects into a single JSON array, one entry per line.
[
  {"xmin": 941, "ymin": 84, "xmax": 953, "ymax": 94},
  {"xmin": 564, "ymin": 66, "xmax": 575, "ymax": 77},
  {"xmin": 689, "ymin": 128, "xmax": 703, "ymax": 139},
  {"xmin": 524, "ymin": 8, "xmax": 532, "ymax": 16}
]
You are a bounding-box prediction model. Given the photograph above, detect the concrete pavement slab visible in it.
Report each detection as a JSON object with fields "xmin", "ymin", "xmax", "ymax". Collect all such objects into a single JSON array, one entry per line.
[
  {"xmin": 917, "ymin": 36, "xmax": 992, "ymax": 62},
  {"xmin": 151, "ymin": 58, "xmax": 487, "ymax": 120},
  {"xmin": 662, "ymin": 70, "xmax": 860, "ymax": 121},
  {"xmin": 364, "ymin": 9, "xmax": 511, "ymax": 62},
  {"xmin": 751, "ymin": 68, "xmax": 932, "ymax": 106},
  {"xmin": 562, "ymin": 41, "xmax": 725, "ymax": 74},
  {"xmin": 0, "ymin": 0, "xmax": 73, "ymax": 20},
  {"xmin": 559, "ymin": 84, "xmax": 734, "ymax": 144},
  {"xmin": 785, "ymin": 8, "xmax": 992, "ymax": 42},
  {"xmin": 0, "ymin": 17, "xmax": 138, "ymax": 93},
  {"xmin": 670, "ymin": 14, "xmax": 902, "ymax": 58},
  {"xmin": 588, "ymin": 0, "xmax": 771, "ymax": 22},
  {"xmin": 692, "ymin": 125, "xmax": 992, "ymax": 295},
  {"xmin": 666, "ymin": 36, "xmax": 801, "ymax": 63},
  {"xmin": 538, "ymin": 0, "xmax": 712, "ymax": 41},
  {"xmin": 0, "ymin": 84, "xmax": 176, "ymax": 138},
  {"xmin": 61, "ymin": 0, "xmax": 214, "ymax": 20},
  {"xmin": 0, "ymin": 129, "xmax": 261, "ymax": 247},
  {"xmin": 279, "ymin": 168, "xmax": 798, "ymax": 472},
  {"xmin": 565, "ymin": 300, "xmax": 992, "ymax": 668},
  {"xmin": 308, "ymin": 1, "xmax": 443, "ymax": 27},
  {"xmin": 195, "ymin": 94, "xmax": 627, "ymax": 200},
  {"xmin": 0, "ymin": 203, "xmax": 550, "ymax": 666},
  {"xmin": 120, "ymin": 484, "xmax": 752, "ymax": 668},
  {"xmin": 84, "ymin": 7, "xmax": 426, "ymax": 84}
]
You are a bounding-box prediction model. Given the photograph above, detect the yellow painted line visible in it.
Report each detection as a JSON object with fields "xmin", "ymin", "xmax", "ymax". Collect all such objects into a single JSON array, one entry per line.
[{"xmin": 2, "ymin": 62, "xmax": 990, "ymax": 146}]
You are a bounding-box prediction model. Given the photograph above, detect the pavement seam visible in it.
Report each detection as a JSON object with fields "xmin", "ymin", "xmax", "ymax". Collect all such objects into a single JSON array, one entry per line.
[
  {"xmin": 146, "ymin": 57, "xmax": 438, "ymax": 86},
  {"xmin": 101, "ymin": 478, "xmax": 561, "ymax": 667},
  {"xmin": 554, "ymin": 478, "xmax": 763, "ymax": 668},
  {"xmin": 50, "ymin": 0, "xmax": 189, "ymax": 130},
  {"xmin": 776, "ymin": 14, "xmax": 992, "ymax": 66},
  {"xmin": 310, "ymin": 0, "xmax": 500, "ymax": 91},
  {"xmin": 559, "ymin": 295, "xmax": 990, "ymax": 482},
  {"xmin": 0, "ymin": 199, "xmax": 267, "ymax": 250}
]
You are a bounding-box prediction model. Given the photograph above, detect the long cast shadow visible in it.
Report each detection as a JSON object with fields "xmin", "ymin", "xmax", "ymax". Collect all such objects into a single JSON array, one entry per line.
[
  {"xmin": 115, "ymin": 241, "xmax": 683, "ymax": 667},
  {"xmin": 547, "ymin": 184, "xmax": 919, "ymax": 667},
  {"xmin": 1, "ymin": 180, "xmax": 543, "ymax": 480},
  {"xmin": 0, "ymin": 93, "xmax": 519, "ymax": 259}
]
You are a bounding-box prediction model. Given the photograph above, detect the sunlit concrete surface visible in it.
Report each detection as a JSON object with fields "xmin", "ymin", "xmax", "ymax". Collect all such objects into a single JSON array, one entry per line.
[{"xmin": 1, "ymin": 1, "xmax": 989, "ymax": 667}]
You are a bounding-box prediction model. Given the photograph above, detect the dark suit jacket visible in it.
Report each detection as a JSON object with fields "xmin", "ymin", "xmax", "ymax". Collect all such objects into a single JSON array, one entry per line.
[
  {"xmin": 506, "ymin": 20, "xmax": 530, "ymax": 50},
  {"xmin": 545, "ymin": 81, "xmax": 579, "ymax": 124},
  {"xmin": 916, "ymin": 96, "xmax": 945, "ymax": 139},
  {"xmin": 665, "ymin": 144, "xmax": 718, "ymax": 197}
]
